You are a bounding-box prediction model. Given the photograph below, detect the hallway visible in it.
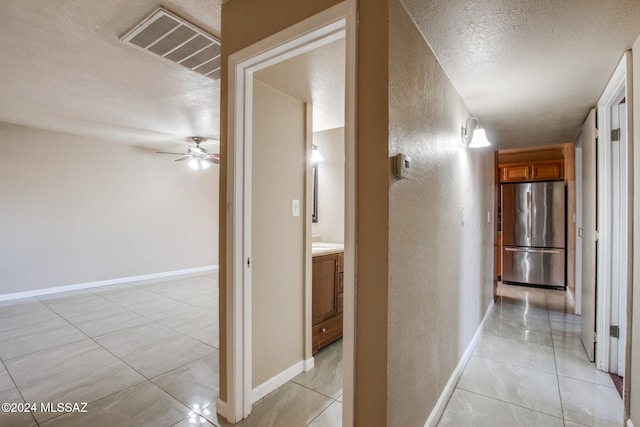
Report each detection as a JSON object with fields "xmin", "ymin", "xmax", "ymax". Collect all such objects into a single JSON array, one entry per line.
[{"xmin": 439, "ymin": 284, "xmax": 623, "ymax": 426}]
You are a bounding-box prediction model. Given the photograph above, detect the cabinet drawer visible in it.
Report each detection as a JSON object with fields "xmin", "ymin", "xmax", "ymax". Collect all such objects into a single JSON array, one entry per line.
[{"xmin": 312, "ymin": 313, "xmax": 343, "ymax": 354}]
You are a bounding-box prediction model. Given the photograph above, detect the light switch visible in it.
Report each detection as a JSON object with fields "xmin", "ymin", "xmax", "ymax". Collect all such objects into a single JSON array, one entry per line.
[
  {"xmin": 292, "ymin": 199, "xmax": 300, "ymax": 217},
  {"xmin": 461, "ymin": 206, "xmax": 465, "ymax": 226},
  {"xmin": 487, "ymin": 210, "xmax": 491, "ymax": 223}
]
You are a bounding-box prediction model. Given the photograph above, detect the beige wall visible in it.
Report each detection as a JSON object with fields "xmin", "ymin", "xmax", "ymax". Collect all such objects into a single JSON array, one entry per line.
[
  {"xmin": 387, "ymin": 1, "xmax": 494, "ymax": 425},
  {"xmin": 251, "ymin": 80, "xmax": 306, "ymax": 386},
  {"xmin": 0, "ymin": 121, "xmax": 218, "ymax": 295},
  {"xmin": 629, "ymin": 36, "xmax": 640, "ymax": 425},
  {"xmin": 313, "ymin": 127, "xmax": 345, "ymax": 243}
]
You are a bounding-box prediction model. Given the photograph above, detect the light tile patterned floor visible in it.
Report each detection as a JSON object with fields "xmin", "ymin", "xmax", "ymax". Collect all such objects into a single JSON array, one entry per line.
[
  {"xmin": 438, "ymin": 283, "xmax": 624, "ymax": 427},
  {"xmin": 0, "ymin": 275, "xmax": 622, "ymax": 426},
  {"xmin": 0, "ymin": 273, "xmax": 221, "ymax": 427}
]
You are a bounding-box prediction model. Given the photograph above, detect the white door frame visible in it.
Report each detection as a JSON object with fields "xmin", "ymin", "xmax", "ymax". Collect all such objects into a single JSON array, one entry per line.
[
  {"xmin": 595, "ymin": 52, "xmax": 632, "ymax": 372},
  {"xmin": 575, "ymin": 138, "xmax": 583, "ymax": 315},
  {"xmin": 220, "ymin": 2, "xmax": 357, "ymax": 423}
]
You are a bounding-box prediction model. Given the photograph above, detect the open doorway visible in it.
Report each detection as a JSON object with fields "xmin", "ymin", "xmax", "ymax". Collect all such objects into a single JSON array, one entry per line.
[{"xmin": 221, "ymin": 3, "xmax": 356, "ymax": 424}]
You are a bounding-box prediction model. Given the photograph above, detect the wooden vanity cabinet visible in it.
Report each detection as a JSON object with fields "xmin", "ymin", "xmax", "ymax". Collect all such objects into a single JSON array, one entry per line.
[{"xmin": 312, "ymin": 251, "xmax": 344, "ymax": 354}]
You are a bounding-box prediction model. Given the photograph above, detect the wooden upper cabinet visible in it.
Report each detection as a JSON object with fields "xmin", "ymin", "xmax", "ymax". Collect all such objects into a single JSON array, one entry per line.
[
  {"xmin": 500, "ymin": 160, "xmax": 564, "ymax": 183},
  {"xmin": 501, "ymin": 164, "xmax": 530, "ymax": 182}
]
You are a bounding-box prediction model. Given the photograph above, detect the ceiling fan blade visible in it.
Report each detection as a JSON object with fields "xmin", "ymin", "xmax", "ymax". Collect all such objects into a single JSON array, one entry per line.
[
  {"xmin": 156, "ymin": 151, "xmax": 187, "ymax": 155},
  {"xmin": 174, "ymin": 156, "xmax": 191, "ymax": 162},
  {"xmin": 205, "ymin": 154, "xmax": 220, "ymax": 164}
]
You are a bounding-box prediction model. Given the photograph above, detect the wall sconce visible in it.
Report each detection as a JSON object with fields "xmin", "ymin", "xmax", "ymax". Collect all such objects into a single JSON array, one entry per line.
[
  {"xmin": 311, "ymin": 144, "xmax": 325, "ymax": 162},
  {"xmin": 462, "ymin": 117, "xmax": 492, "ymax": 148}
]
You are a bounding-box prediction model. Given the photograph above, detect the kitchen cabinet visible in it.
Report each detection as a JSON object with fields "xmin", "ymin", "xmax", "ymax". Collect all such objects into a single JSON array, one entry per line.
[
  {"xmin": 312, "ymin": 251, "xmax": 343, "ymax": 353},
  {"xmin": 500, "ymin": 160, "xmax": 564, "ymax": 183}
]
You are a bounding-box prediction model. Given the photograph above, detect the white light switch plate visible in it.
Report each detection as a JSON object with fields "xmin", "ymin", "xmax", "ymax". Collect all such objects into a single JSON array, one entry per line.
[{"xmin": 292, "ymin": 199, "xmax": 300, "ymax": 217}]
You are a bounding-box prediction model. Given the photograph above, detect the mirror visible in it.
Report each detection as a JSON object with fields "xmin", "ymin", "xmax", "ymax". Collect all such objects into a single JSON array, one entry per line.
[{"xmin": 312, "ymin": 163, "xmax": 318, "ymax": 223}]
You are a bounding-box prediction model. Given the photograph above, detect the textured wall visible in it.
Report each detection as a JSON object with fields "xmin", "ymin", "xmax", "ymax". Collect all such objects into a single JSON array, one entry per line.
[
  {"xmin": 387, "ymin": 1, "xmax": 494, "ymax": 425},
  {"xmin": 0, "ymin": 122, "xmax": 219, "ymax": 295},
  {"xmin": 314, "ymin": 128, "xmax": 345, "ymax": 243},
  {"xmin": 251, "ymin": 81, "xmax": 305, "ymax": 387}
]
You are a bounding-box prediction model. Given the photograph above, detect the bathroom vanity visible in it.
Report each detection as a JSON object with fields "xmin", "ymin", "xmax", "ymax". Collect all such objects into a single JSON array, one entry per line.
[{"xmin": 311, "ymin": 242, "xmax": 344, "ymax": 354}]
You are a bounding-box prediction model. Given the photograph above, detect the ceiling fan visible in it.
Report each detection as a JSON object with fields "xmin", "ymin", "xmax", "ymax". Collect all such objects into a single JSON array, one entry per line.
[{"xmin": 156, "ymin": 136, "xmax": 220, "ymax": 170}]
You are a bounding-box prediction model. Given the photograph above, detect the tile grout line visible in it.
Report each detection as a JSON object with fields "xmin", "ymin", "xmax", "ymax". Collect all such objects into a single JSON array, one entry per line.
[
  {"xmin": 0, "ymin": 356, "xmax": 41, "ymax": 426},
  {"xmin": 546, "ymin": 289, "xmax": 568, "ymax": 427}
]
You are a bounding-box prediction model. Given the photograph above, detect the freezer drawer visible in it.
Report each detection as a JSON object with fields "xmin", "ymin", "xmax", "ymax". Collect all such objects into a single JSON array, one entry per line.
[{"xmin": 503, "ymin": 247, "xmax": 566, "ymax": 287}]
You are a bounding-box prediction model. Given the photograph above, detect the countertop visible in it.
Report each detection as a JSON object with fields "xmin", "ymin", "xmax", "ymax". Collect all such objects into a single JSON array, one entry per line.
[{"xmin": 312, "ymin": 242, "xmax": 344, "ymax": 257}]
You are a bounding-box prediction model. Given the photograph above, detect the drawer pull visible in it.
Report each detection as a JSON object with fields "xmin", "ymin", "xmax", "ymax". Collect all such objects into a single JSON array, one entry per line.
[{"xmin": 320, "ymin": 327, "xmax": 327, "ymax": 333}]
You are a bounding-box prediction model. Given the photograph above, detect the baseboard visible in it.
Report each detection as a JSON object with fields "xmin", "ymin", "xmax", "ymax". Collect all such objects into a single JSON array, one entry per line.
[
  {"xmin": 216, "ymin": 398, "xmax": 231, "ymax": 422},
  {"xmin": 303, "ymin": 356, "xmax": 315, "ymax": 372},
  {"xmin": 252, "ymin": 360, "xmax": 306, "ymax": 403},
  {"xmin": 0, "ymin": 265, "xmax": 219, "ymax": 302},
  {"xmin": 628, "ymin": 418, "xmax": 635, "ymax": 427},
  {"xmin": 424, "ymin": 298, "xmax": 495, "ymax": 427}
]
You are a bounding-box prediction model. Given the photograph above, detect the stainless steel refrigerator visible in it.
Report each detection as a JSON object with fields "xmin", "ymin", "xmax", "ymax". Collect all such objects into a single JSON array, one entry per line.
[{"xmin": 502, "ymin": 181, "xmax": 566, "ymax": 288}]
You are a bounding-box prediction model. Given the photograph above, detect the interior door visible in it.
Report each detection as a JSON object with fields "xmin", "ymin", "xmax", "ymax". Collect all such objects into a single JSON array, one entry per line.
[{"xmin": 581, "ymin": 109, "xmax": 597, "ymax": 362}]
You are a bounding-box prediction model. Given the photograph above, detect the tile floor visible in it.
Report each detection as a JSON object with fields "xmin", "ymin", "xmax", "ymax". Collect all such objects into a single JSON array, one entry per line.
[
  {"xmin": 0, "ymin": 273, "xmax": 221, "ymax": 427},
  {"xmin": 0, "ymin": 273, "xmax": 623, "ymax": 427},
  {"xmin": 438, "ymin": 283, "xmax": 624, "ymax": 427}
]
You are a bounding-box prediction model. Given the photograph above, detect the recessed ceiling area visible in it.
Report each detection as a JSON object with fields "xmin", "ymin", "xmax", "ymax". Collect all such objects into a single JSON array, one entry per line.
[
  {"xmin": 401, "ymin": 0, "xmax": 640, "ymax": 148},
  {"xmin": 0, "ymin": 0, "xmax": 221, "ymax": 152}
]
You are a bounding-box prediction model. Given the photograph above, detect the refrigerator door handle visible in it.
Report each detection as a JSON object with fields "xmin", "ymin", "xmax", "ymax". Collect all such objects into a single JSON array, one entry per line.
[
  {"xmin": 504, "ymin": 247, "xmax": 563, "ymax": 254},
  {"xmin": 526, "ymin": 190, "xmax": 531, "ymax": 243}
]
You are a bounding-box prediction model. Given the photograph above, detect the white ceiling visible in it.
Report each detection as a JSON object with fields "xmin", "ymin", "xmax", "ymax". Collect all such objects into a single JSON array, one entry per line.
[
  {"xmin": 2, "ymin": 1, "xmax": 640, "ymax": 152},
  {"xmin": 254, "ymin": 39, "xmax": 346, "ymax": 133},
  {"xmin": 0, "ymin": 0, "xmax": 221, "ymax": 152},
  {"xmin": 401, "ymin": 0, "xmax": 640, "ymax": 148}
]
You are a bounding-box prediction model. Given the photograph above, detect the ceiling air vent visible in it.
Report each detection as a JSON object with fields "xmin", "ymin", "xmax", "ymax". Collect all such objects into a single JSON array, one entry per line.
[{"xmin": 121, "ymin": 8, "xmax": 221, "ymax": 80}]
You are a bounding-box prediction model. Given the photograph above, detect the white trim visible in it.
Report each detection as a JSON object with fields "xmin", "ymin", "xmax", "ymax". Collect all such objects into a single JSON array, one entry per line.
[
  {"xmin": 596, "ymin": 52, "xmax": 629, "ymax": 372},
  {"xmin": 223, "ymin": 2, "xmax": 356, "ymax": 423},
  {"xmin": 303, "ymin": 356, "xmax": 315, "ymax": 372},
  {"xmin": 424, "ymin": 299, "xmax": 495, "ymax": 427},
  {"xmin": 0, "ymin": 265, "xmax": 218, "ymax": 302},
  {"xmin": 215, "ymin": 398, "xmax": 231, "ymax": 422},
  {"xmin": 251, "ymin": 360, "xmax": 307, "ymax": 403}
]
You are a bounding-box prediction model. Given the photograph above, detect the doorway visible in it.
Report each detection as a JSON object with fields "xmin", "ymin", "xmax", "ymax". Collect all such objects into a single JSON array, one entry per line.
[
  {"xmin": 221, "ymin": 3, "xmax": 356, "ymax": 424},
  {"xmin": 595, "ymin": 53, "xmax": 632, "ymax": 377}
]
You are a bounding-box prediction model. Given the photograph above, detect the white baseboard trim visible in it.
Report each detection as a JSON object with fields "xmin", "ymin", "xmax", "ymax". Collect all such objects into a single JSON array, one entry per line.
[
  {"xmin": 424, "ymin": 298, "xmax": 495, "ymax": 427},
  {"xmin": 216, "ymin": 398, "xmax": 231, "ymax": 422},
  {"xmin": 628, "ymin": 418, "xmax": 635, "ymax": 427},
  {"xmin": 303, "ymin": 356, "xmax": 315, "ymax": 372},
  {"xmin": 252, "ymin": 359, "xmax": 306, "ymax": 403},
  {"xmin": 0, "ymin": 265, "xmax": 219, "ymax": 302}
]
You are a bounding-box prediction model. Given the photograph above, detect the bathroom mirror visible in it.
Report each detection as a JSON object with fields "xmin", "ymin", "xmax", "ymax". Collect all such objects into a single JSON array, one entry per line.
[{"xmin": 312, "ymin": 163, "xmax": 318, "ymax": 223}]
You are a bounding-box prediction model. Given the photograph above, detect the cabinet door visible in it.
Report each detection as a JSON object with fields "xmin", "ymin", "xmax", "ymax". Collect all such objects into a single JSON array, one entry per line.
[
  {"xmin": 312, "ymin": 254, "xmax": 338, "ymax": 324},
  {"xmin": 531, "ymin": 161, "xmax": 563, "ymax": 180},
  {"xmin": 501, "ymin": 165, "xmax": 530, "ymax": 182}
]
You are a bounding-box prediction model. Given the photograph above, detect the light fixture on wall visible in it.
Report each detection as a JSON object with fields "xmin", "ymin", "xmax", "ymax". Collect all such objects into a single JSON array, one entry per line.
[
  {"xmin": 311, "ymin": 144, "xmax": 325, "ymax": 162},
  {"xmin": 462, "ymin": 117, "xmax": 492, "ymax": 148}
]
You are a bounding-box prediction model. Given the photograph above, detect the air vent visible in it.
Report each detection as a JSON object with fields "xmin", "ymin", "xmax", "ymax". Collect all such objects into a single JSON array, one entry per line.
[{"xmin": 121, "ymin": 8, "xmax": 221, "ymax": 80}]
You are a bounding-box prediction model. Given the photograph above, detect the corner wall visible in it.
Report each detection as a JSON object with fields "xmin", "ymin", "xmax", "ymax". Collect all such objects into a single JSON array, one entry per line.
[
  {"xmin": 0, "ymin": 122, "xmax": 219, "ymax": 295},
  {"xmin": 387, "ymin": 1, "xmax": 494, "ymax": 425}
]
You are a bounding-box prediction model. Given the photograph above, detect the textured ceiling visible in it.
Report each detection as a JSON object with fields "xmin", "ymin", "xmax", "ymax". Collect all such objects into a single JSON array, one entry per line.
[
  {"xmin": 254, "ymin": 38, "xmax": 345, "ymax": 132},
  {"xmin": 401, "ymin": 0, "xmax": 640, "ymax": 148},
  {"xmin": 3, "ymin": 1, "xmax": 640, "ymax": 151},
  {"xmin": 0, "ymin": 0, "xmax": 221, "ymax": 152}
]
